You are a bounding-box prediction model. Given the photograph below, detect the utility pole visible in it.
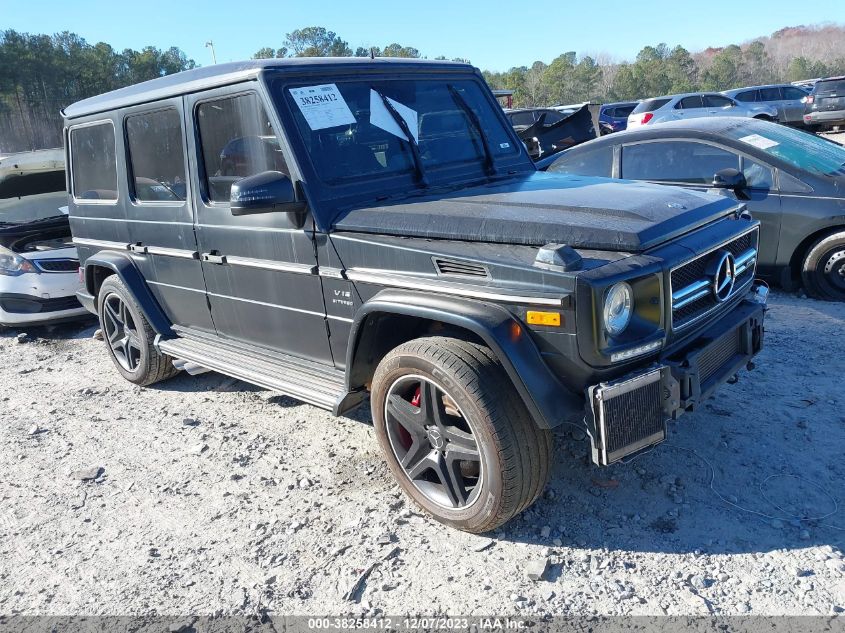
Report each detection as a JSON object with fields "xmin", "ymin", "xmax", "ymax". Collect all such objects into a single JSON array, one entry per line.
[{"xmin": 205, "ymin": 41, "xmax": 217, "ymax": 65}]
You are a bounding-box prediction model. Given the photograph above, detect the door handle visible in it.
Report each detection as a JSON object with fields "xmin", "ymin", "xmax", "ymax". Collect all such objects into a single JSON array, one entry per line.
[{"xmin": 201, "ymin": 252, "xmax": 226, "ymax": 265}]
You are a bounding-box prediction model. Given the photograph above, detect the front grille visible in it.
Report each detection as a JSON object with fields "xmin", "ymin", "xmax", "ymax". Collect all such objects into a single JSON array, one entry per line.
[
  {"xmin": 34, "ymin": 258, "xmax": 79, "ymax": 273},
  {"xmin": 671, "ymin": 228, "xmax": 758, "ymax": 330},
  {"xmin": 593, "ymin": 369, "xmax": 666, "ymax": 465},
  {"xmin": 697, "ymin": 327, "xmax": 742, "ymax": 385}
]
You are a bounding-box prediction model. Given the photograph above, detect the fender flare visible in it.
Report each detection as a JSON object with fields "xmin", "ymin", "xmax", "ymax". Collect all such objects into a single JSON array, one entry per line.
[
  {"xmin": 83, "ymin": 250, "xmax": 174, "ymax": 337},
  {"xmin": 346, "ymin": 288, "xmax": 583, "ymax": 429}
]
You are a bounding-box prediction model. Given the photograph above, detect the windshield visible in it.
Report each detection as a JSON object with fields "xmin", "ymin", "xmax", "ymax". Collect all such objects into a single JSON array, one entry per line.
[
  {"xmin": 280, "ymin": 78, "xmax": 520, "ymax": 186},
  {"xmin": 0, "ymin": 191, "xmax": 68, "ymax": 225},
  {"xmin": 723, "ymin": 120, "xmax": 845, "ymax": 178}
]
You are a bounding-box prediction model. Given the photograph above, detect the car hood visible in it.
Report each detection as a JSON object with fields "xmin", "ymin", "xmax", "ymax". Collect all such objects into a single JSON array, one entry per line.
[{"xmin": 333, "ymin": 172, "xmax": 741, "ymax": 252}]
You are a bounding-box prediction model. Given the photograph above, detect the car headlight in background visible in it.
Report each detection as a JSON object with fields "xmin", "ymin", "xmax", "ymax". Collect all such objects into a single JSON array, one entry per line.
[
  {"xmin": 0, "ymin": 245, "xmax": 37, "ymax": 276},
  {"xmin": 603, "ymin": 282, "xmax": 633, "ymax": 336}
]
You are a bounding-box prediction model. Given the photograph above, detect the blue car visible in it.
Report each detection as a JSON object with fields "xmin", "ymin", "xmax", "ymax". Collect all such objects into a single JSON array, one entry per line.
[{"xmin": 599, "ymin": 101, "xmax": 638, "ymax": 133}]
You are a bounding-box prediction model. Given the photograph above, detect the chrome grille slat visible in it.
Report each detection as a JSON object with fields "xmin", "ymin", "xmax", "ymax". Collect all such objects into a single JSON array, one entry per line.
[{"xmin": 670, "ymin": 227, "xmax": 759, "ymax": 331}]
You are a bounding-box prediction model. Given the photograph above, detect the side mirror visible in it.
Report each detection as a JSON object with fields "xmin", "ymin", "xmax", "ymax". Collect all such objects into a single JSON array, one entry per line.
[
  {"xmin": 230, "ymin": 171, "xmax": 306, "ymax": 219},
  {"xmin": 712, "ymin": 168, "xmax": 747, "ymax": 193}
]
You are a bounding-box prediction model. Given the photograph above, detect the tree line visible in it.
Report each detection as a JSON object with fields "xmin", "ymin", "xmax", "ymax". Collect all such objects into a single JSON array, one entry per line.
[
  {"xmin": 2, "ymin": 24, "xmax": 844, "ymax": 154},
  {"xmin": 0, "ymin": 30, "xmax": 195, "ymax": 153}
]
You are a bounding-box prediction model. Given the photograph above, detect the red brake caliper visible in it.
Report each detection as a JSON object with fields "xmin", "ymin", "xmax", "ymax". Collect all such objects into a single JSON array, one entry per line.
[{"xmin": 411, "ymin": 386, "xmax": 421, "ymax": 408}]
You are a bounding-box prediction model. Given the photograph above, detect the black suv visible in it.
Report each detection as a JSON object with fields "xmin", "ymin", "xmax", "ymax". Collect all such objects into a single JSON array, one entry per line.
[
  {"xmin": 64, "ymin": 59, "xmax": 766, "ymax": 532},
  {"xmin": 804, "ymin": 76, "xmax": 845, "ymax": 130}
]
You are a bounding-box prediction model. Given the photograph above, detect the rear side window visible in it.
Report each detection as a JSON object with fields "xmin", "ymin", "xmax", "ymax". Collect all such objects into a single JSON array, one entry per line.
[
  {"xmin": 622, "ymin": 141, "xmax": 738, "ymax": 184},
  {"xmin": 758, "ymin": 87, "xmax": 782, "ymax": 101},
  {"xmin": 631, "ymin": 98, "xmax": 670, "ymax": 114},
  {"xmin": 703, "ymin": 95, "xmax": 733, "ymax": 108},
  {"xmin": 677, "ymin": 96, "xmax": 704, "ymax": 109},
  {"xmin": 783, "ymin": 86, "xmax": 808, "ymax": 100},
  {"xmin": 70, "ymin": 122, "xmax": 118, "ymax": 201},
  {"xmin": 510, "ymin": 112, "xmax": 535, "ymax": 127},
  {"xmin": 735, "ymin": 90, "xmax": 758, "ymax": 103},
  {"xmin": 548, "ymin": 145, "xmax": 613, "ymax": 178},
  {"xmin": 813, "ymin": 79, "xmax": 845, "ymax": 95},
  {"xmin": 615, "ymin": 105, "xmax": 636, "ymax": 118},
  {"xmin": 196, "ymin": 93, "xmax": 288, "ymax": 203},
  {"xmin": 126, "ymin": 108, "xmax": 187, "ymax": 202}
]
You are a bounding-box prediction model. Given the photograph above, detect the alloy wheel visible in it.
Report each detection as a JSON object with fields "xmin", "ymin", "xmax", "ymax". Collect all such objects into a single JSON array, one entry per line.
[
  {"xmin": 384, "ymin": 374, "xmax": 483, "ymax": 509},
  {"xmin": 102, "ymin": 293, "xmax": 142, "ymax": 372},
  {"xmin": 822, "ymin": 247, "xmax": 845, "ymax": 295}
]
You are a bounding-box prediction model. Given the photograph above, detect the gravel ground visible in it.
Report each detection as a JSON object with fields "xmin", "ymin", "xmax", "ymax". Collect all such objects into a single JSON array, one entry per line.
[{"xmin": 0, "ymin": 290, "xmax": 843, "ymax": 618}]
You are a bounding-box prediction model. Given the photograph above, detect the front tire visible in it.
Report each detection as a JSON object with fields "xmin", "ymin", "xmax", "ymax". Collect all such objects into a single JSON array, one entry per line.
[
  {"xmin": 371, "ymin": 337, "xmax": 552, "ymax": 533},
  {"xmin": 97, "ymin": 276, "xmax": 179, "ymax": 385},
  {"xmin": 801, "ymin": 230, "xmax": 845, "ymax": 301}
]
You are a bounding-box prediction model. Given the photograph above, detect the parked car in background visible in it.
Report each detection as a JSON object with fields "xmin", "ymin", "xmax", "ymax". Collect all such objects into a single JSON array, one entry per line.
[
  {"xmin": 506, "ymin": 105, "xmax": 597, "ymax": 159},
  {"xmin": 723, "ymin": 84, "xmax": 811, "ymax": 127},
  {"xmin": 540, "ymin": 117, "xmax": 845, "ymax": 300},
  {"xmin": 803, "ymin": 76, "xmax": 845, "ymax": 131},
  {"xmin": 65, "ymin": 59, "xmax": 765, "ymax": 532},
  {"xmin": 627, "ymin": 92, "xmax": 778, "ymax": 129},
  {"xmin": 599, "ymin": 101, "xmax": 638, "ymax": 133},
  {"xmin": 0, "ymin": 149, "xmax": 89, "ymax": 327}
]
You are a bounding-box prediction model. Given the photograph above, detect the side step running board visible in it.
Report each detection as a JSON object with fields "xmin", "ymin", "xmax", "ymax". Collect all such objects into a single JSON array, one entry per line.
[{"xmin": 156, "ymin": 333, "xmax": 354, "ymax": 412}]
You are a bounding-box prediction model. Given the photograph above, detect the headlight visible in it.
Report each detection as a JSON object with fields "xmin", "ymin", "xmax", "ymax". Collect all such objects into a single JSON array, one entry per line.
[
  {"xmin": 0, "ymin": 245, "xmax": 37, "ymax": 276},
  {"xmin": 603, "ymin": 282, "xmax": 633, "ymax": 336}
]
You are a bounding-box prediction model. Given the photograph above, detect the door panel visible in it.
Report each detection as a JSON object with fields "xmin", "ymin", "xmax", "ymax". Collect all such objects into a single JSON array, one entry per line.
[
  {"xmin": 185, "ymin": 85, "xmax": 332, "ymax": 364},
  {"xmin": 121, "ymin": 99, "xmax": 214, "ymax": 331}
]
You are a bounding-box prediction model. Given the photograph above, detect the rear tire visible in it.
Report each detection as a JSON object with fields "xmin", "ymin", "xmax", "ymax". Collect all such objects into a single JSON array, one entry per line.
[
  {"xmin": 370, "ymin": 336, "xmax": 553, "ymax": 533},
  {"xmin": 97, "ymin": 276, "xmax": 179, "ymax": 385},
  {"xmin": 801, "ymin": 230, "xmax": 845, "ymax": 301}
]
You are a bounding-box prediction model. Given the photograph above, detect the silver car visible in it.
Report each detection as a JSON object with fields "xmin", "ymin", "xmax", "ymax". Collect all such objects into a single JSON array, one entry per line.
[
  {"xmin": 627, "ymin": 92, "xmax": 778, "ymax": 129},
  {"xmin": 722, "ymin": 83, "xmax": 811, "ymax": 126}
]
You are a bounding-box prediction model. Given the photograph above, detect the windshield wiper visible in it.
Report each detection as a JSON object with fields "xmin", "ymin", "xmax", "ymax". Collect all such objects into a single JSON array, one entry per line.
[
  {"xmin": 373, "ymin": 88, "xmax": 428, "ymax": 187},
  {"xmin": 448, "ymin": 85, "xmax": 496, "ymax": 175}
]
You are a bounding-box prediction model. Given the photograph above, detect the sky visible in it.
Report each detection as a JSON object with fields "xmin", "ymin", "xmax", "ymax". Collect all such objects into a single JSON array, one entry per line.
[{"xmin": 2, "ymin": 0, "xmax": 843, "ymax": 71}]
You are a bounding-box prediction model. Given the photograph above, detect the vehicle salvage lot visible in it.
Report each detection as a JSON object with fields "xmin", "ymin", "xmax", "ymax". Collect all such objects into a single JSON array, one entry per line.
[{"xmin": 1, "ymin": 290, "xmax": 843, "ymax": 617}]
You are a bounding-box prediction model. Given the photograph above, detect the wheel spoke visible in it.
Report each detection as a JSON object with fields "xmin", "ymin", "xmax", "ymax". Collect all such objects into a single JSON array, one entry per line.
[
  {"xmin": 400, "ymin": 436, "xmax": 430, "ymax": 471},
  {"xmin": 104, "ymin": 301, "xmax": 121, "ymax": 329},
  {"xmin": 444, "ymin": 426, "xmax": 480, "ymax": 462},
  {"xmin": 432, "ymin": 452, "xmax": 466, "ymax": 507},
  {"xmin": 419, "ymin": 381, "xmax": 447, "ymax": 429},
  {"xmin": 386, "ymin": 394, "xmax": 427, "ymax": 438},
  {"xmin": 406, "ymin": 449, "xmax": 437, "ymax": 480}
]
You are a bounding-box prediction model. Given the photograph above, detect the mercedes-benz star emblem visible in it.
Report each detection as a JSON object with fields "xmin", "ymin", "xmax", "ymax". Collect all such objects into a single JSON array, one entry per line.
[
  {"xmin": 427, "ymin": 428, "xmax": 444, "ymax": 450},
  {"xmin": 710, "ymin": 251, "xmax": 736, "ymax": 302}
]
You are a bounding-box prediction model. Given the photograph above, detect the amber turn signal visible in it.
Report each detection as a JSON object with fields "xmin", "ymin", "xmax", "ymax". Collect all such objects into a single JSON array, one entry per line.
[{"xmin": 526, "ymin": 311, "xmax": 562, "ymax": 327}]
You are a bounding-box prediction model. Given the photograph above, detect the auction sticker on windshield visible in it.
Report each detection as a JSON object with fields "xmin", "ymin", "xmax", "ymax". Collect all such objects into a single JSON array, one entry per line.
[
  {"xmin": 289, "ymin": 84, "xmax": 355, "ymax": 130},
  {"xmin": 738, "ymin": 134, "xmax": 780, "ymax": 150}
]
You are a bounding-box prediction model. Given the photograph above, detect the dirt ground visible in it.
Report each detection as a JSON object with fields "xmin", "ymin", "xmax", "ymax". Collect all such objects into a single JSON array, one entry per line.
[{"xmin": 0, "ymin": 289, "xmax": 843, "ymax": 618}]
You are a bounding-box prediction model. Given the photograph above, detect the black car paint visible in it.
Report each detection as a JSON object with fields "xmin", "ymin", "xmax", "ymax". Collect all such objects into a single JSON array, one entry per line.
[
  {"xmin": 539, "ymin": 118, "xmax": 845, "ymax": 284},
  {"xmin": 64, "ymin": 60, "xmax": 762, "ymax": 435}
]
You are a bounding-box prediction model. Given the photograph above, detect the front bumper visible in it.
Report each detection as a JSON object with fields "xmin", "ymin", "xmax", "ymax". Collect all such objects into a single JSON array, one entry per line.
[
  {"xmin": 0, "ymin": 292, "xmax": 89, "ymax": 326},
  {"xmin": 586, "ymin": 296, "xmax": 766, "ymax": 466}
]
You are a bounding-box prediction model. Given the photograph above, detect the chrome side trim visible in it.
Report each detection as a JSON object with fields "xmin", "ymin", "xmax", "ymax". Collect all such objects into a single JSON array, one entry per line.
[
  {"xmin": 73, "ymin": 238, "xmax": 128, "ymax": 250},
  {"xmin": 318, "ymin": 267, "xmax": 346, "ymax": 279},
  {"xmin": 225, "ymin": 256, "xmax": 316, "ymax": 275},
  {"xmin": 206, "ymin": 291, "xmax": 325, "ymax": 316},
  {"xmin": 345, "ymin": 268, "xmax": 564, "ymax": 307},
  {"xmin": 145, "ymin": 246, "xmax": 199, "ymax": 260}
]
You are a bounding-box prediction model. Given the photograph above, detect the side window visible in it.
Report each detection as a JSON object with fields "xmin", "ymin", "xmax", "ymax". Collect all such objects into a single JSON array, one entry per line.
[
  {"xmin": 126, "ymin": 108, "xmax": 187, "ymax": 202},
  {"xmin": 783, "ymin": 87, "xmax": 807, "ymax": 101},
  {"xmin": 758, "ymin": 87, "xmax": 782, "ymax": 102},
  {"xmin": 196, "ymin": 93, "xmax": 288, "ymax": 203},
  {"xmin": 548, "ymin": 145, "xmax": 613, "ymax": 178},
  {"xmin": 742, "ymin": 156, "xmax": 774, "ymax": 190},
  {"xmin": 70, "ymin": 122, "xmax": 118, "ymax": 201},
  {"xmin": 735, "ymin": 90, "xmax": 758, "ymax": 103},
  {"xmin": 677, "ymin": 96, "xmax": 703, "ymax": 109},
  {"xmin": 510, "ymin": 112, "xmax": 535, "ymax": 127},
  {"xmin": 540, "ymin": 110, "xmax": 565, "ymax": 125},
  {"xmin": 622, "ymin": 141, "xmax": 738, "ymax": 184},
  {"xmin": 703, "ymin": 95, "xmax": 734, "ymax": 108}
]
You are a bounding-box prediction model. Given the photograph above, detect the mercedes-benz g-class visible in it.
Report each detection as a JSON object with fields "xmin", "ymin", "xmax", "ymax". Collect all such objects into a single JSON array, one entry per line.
[{"xmin": 64, "ymin": 59, "xmax": 766, "ymax": 532}]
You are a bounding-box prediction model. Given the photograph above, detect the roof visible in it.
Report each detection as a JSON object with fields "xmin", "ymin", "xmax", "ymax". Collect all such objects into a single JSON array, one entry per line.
[
  {"xmin": 64, "ymin": 57, "xmax": 473, "ymax": 119},
  {"xmin": 642, "ymin": 91, "xmax": 726, "ymax": 101},
  {"xmin": 601, "ymin": 101, "xmax": 639, "ymax": 107},
  {"xmin": 723, "ymin": 83, "xmax": 810, "ymax": 94},
  {"xmin": 0, "ymin": 148, "xmax": 64, "ymax": 178}
]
